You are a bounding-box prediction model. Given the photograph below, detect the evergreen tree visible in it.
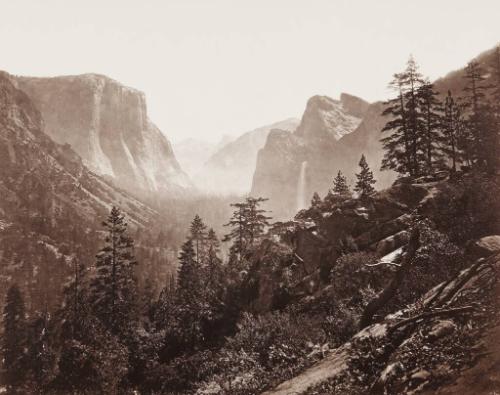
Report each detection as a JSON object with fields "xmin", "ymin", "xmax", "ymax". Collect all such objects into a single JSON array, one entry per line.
[
  {"xmin": 2, "ymin": 285, "xmax": 27, "ymax": 394},
  {"xmin": 462, "ymin": 60, "xmax": 498, "ymax": 171},
  {"xmin": 311, "ymin": 192, "xmax": 322, "ymax": 209},
  {"xmin": 332, "ymin": 170, "xmax": 351, "ymax": 197},
  {"xmin": 68, "ymin": 256, "xmax": 88, "ymax": 336},
  {"xmin": 440, "ymin": 91, "xmax": 463, "ymax": 173},
  {"xmin": 172, "ymin": 238, "xmax": 207, "ymax": 348},
  {"xmin": 417, "ymin": 80, "xmax": 442, "ymax": 171},
  {"xmin": 402, "ymin": 56, "xmax": 426, "ymax": 176},
  {"xmin": 26, "ymin": 313, "xmax": 55, "ymax": 391},
  {"xmin": 89, "ymin": 206, "xmax": 138, "ymax": 334},
  {"xmin": 204, "ymin": 229, "xmax": 224, "ymax": 305},
  {"xmin": 176, "ymin": 239, "xmax": 199, "ymax": 296},
  {"xmin": 381, "ymin": 56, "xmax": 427, "ymax": 176},
  {"xmin": 189, "ymin": 215, "xmax": 207, "ymax": 264},
  {"xmin": 205, "ymin": 228, "xmax": 222, "ymax": 282},
  {"xmin": 354, "ymin": 154, "xmax": 376, "ymax": 197},
  {"xmin": 245, "ymin": 197, "xmax": 271, "ymax": 247},
  {"xmin": 223, "ymin": 197, "xmax": 271, "ymax": 259},
  {"xmin": 381, "ymin": 72, "xmax": 412, "ymax": 175},
  {"xmin": 223, "ymin": 202, "xmax": 247, "ymax": 262},
  {"xmin": 463, "ymin": 60, "xmax": 489, "ymax": 115}
]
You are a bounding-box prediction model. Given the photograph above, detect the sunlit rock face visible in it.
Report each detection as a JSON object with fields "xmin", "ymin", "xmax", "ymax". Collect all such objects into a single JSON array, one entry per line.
[
  {"xmin": 295, "ymin": 95, "xmax": 364, "ymax": 141},
  {"xmin": 0, "ymin": 71, "xmax": 156, "ymax": 228},
  {"xmin": 13, "ymin": 73, "xmax": 191, "ymax": 198}
]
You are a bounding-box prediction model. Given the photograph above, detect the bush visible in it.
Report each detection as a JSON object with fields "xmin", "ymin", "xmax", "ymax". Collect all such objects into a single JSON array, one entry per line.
[
  {"xmin": 196, "ymin": 311, "xmax": 328, "ymax": 394},
  {"xmin": 330, "ymin": 252, "xmax": 391, "ymax": 309},
  {"xmin": 431, "ymin": 172, "xmax": 500, "ymax": 243},
  {"xmin": 397, "ymin": 220, "xmax": 465, "ymax": 306}
]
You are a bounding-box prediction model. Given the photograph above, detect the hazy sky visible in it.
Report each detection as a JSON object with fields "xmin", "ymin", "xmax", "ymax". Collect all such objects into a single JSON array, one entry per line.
[{"xmin": 1, "ymin": 0, "xmax": 499, "ymax": 142}]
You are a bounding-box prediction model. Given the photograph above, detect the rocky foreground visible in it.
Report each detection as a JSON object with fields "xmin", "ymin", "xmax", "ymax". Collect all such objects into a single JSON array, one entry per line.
[{"xmin": 262, "ymin": 237, "xmax": 500, "ymax": 395}]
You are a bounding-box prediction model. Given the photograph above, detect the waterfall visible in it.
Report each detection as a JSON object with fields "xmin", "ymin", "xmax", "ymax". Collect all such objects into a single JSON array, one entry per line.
[{"xmin": 296, "ymin": 161, "xmax": 308, "ymax": 211}]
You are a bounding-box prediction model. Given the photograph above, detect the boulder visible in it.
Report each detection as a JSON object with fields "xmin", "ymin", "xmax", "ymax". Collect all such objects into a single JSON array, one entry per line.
[
  {"xmin": 468, "ymin": 236, "xmax": 500, "ymax": 258},
  {"xmin": 374, "ymin": 230, "xmax": 410, "ymax": 256},
  {"xmin": 411, "ymin": 369, "xmax": 431, "ymax": 382},
  {"xmin": 295, "ymin": 229, "xmax": 327, "ymax": 274},
  {"xmin": 355, "ymin": 214, "xmax": 412, "ymax": 249},
  {"xmin": 427, "ymin": 320, "xmax": 457, "ymax": 342}
]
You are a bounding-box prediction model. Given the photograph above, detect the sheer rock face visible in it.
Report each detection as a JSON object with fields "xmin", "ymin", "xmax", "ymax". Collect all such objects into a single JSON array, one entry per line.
[
  {"xmin": 251, "ymin": 93, "xmax": 396, "ymax": 220},
  {"xmin": 12, "ymin": 73, "xmax": 190, "ymax": 198},
  {"xmin": 0, "ymin": 71, "xmax": 156, "ymax": 228}
]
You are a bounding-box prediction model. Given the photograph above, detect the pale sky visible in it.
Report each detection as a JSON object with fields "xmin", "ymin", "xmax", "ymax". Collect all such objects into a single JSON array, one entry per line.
[{"xmin": 1, "ymin": 0, "xmax": 499, "ymax": 142}]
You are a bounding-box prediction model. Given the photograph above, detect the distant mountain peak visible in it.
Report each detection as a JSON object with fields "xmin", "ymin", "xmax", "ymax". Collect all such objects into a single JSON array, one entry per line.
[
  {"xmin": 295, "ymin": 94, "xmax": 364, "ymax": 141},
  {"xmin": 193, "ymin": 118, "xmax": 300, "ymax": 195}
]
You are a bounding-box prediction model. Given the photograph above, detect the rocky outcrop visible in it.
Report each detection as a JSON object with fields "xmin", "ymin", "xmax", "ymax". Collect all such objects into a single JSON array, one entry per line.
[
  {"xmin": 195, "ymin": 118, "xmax": 299, "ymax": 195},
  {"xmin": 10, "ymin": 73, "xmax": 190, "ymax": 199}
]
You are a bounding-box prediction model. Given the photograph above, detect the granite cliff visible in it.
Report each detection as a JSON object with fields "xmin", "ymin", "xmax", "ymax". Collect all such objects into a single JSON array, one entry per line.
[{"xmin": 11, "ymin": 73, "xmax": 190, "ymax": 199}]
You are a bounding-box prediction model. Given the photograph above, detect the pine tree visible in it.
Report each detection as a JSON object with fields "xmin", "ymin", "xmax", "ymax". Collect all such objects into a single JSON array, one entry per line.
[
  {"xmin": 176, "ymin": 239, "xmax": 199, "ymax": 296},
  {"xmin": 64, "ymin": 255, "xmax": 89, "ymax": 338},
  {"xmin": 223, "ymin": 198, "xmax": 271, "ymax": 258},
  {"xmin": 89, "ymin": 206, "xmax": 138, "ymax": 333},
  {"xmin": 463, "ymin": 60, "xmax": 488, "ymax": 115},
  {"xmin": 354, "ymin": 154, "xmax": 376, "ymax": 197},
  {"xmin": 26, "ymin": 313, "xmax": 55, "ymax": 391},
  {"xmin": 311, "ymin": 192, "xmax": 322, "ymax": 209},
  {"xmin": 439, "ymin": 91, "xmax": 463, "ymax": 173},
  {"xmin": 332, "ymin": 171, "xmax": 351, "ymax": 197},
  {"xmin": 223, "ymin": 197, "xmax": 270, "ymax": 267},
  {"xmin": 402, "ymin": 56, "xmax": 426, "ymax": 176},
  {"xmin": 417, "ymin": 80, "xmax": 442, "ymax": 172},
  {"xmin": 189, "ymin": 215, "xmax": 207, "ymax": 264},
  {"xmin": 206, "ymin": 228, "xmax": 221, "ymax": 273},
  {"xmin": 223, "ymin": 202, "xmax": 247, "ymax": 262},
  {"xmin": 245, "ymin": 197, "xmax": 271, "ymax": 247},
  {"xmin": 205, "ymin": 228, "xmax": 223, "ymax": 295},
  {"xmin": 381, "ymin": 56, "xmax": 427, "ymax": 176},
  {"xmin": 462, "ymin": 60, "xmax": 497, "ymax": 171},
  {"xmin": 2, "ymin": 285, "xmax": 27, "ymax": 393},
  {"xmin": 174, "ymin": 238, "xmax": 205, "ymax": 347},
  {"xmin": 381, "ymin": 72, "xmax": 413, "ymax": 175}
]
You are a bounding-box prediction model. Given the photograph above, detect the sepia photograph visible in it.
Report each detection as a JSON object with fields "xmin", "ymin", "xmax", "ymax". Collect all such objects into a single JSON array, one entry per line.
[{"xmin": 0, "ymin": 1, "xmax": 499, "ymax": 393}]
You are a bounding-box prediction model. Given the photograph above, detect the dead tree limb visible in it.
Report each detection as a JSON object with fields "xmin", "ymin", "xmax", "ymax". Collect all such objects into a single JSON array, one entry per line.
[{"xmin": 388, "ymin": 305, "xmax": 474, "ymax": 334}]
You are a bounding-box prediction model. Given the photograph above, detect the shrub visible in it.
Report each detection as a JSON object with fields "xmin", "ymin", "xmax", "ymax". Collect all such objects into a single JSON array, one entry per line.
[
  {"xmin": 431, "ymin": 172, "xmax": 500, "ymax": 243},
  {"xmin": 196, "ymin": 311, "xmax": 328, "ymax": 394},
  {"xmin": 330, "ymin": 252, "xmax": 391, "ymax": 309}
]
